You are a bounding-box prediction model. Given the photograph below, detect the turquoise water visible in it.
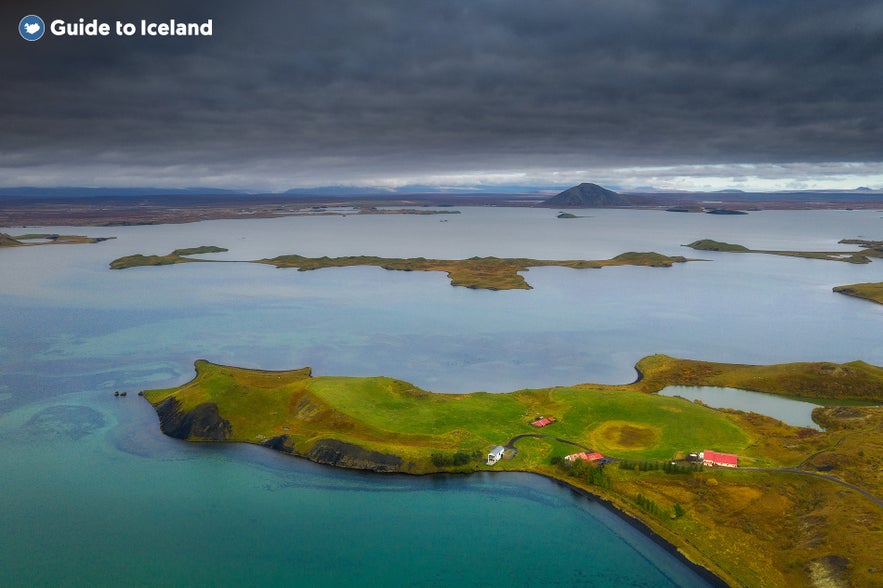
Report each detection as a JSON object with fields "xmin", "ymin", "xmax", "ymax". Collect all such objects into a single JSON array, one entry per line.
[
  {"xmin": 658, "ymin": 386, "xmax": 825, "ymax": 429},
  {"xmin": 0, "ymin": 392, "xmax": 707, "ymax": 587},
  {"xmin": 2, "ymin": 208, "xmax": 882, "ymax": 586}
]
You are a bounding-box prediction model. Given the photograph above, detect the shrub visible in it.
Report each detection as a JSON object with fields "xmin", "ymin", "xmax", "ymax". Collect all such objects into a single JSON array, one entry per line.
[
  {"xmin": 453, "ymin": 451, "xmax": 471, "ymax": 466},
  {"xmin": 431, "ymin": 453, "xmax": 453, "ymax": 467}
]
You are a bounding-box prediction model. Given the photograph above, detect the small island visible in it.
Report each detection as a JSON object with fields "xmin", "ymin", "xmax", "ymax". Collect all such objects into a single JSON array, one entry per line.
[
  {"xmin": 0, "ymin": 232, "xmax": 114, "ymax": 247},
  {"xmin": 110, "ymin": 247, "xmax": 691, "ymax": 290},
  {"xmin": 142, "ymin": 354, "xmax": 883, "ymax": 588},
  {"xmin": 109, "ymin": 246, "xmax": 229, "ymax": 269}
]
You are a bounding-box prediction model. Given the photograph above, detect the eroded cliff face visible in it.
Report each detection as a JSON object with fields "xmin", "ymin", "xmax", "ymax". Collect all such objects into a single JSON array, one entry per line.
[
  {"xmin": 306, "ymin": 439, "xmax": 403, "ymax": 472},
  {"xmin": 154, "ymin": 397, "xmax": 232, "ymax": 441},
  {"xmin": 259, "ymin": 435, "xmax": 294, "ymax": 453}
]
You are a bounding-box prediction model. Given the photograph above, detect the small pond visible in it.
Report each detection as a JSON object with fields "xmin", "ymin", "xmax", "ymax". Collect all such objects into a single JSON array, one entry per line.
[{"xmin": 659, "ymin": 386, "xmax": 825, "ymax": 429}]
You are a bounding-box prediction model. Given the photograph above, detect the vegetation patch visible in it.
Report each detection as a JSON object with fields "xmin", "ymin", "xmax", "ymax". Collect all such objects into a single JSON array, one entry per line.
[{"xmin": 592, "ymin": 421, "xmax": 661, "ymax": 451}]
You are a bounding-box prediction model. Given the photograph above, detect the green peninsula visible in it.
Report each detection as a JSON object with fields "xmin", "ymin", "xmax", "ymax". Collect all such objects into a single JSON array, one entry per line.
[
  {"xmin": 110, "ymin": 247, "xmax": 690, "ymax": 290},
  {"xmin": 687, "ymin": 238, "xmax": 883, "ymax": 264},
  {"xmin": 0, "ymin": 232, "xmax": 114, "ymax": 247},
  {"xmin": 142, "ymin": 355, "xmax": 883, "ymax": 588},
  {"xmin": 834, "ymin": 281, "xmax": 883, "ymax": 306}
]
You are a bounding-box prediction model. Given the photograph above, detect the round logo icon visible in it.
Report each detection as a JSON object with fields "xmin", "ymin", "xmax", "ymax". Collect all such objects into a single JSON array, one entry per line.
[{"xmin": 19, "ymin": 15, "xmax": 45, "ymax": 41}]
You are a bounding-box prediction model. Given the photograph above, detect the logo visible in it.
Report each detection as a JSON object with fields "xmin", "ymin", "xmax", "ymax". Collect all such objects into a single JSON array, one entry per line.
[{"xmin": 19, "ymin": 14, "xmax": 45, "ymax": 41}]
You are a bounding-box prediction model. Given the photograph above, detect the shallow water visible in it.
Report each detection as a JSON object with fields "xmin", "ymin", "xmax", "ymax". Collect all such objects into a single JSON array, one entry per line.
[{"xmin": 2, "ymin": 208, "xmax": 881, "ymax": 586}]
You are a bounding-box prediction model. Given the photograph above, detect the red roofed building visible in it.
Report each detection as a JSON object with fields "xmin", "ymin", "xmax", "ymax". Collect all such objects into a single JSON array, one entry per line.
[
  {"xmin": 531, "ymin": 416, "xmax": 556, "ymax": 428},
  {"xmin": 564, "ymin": 452, "xmax": 604, "ymax": 463},
  {"xmin": 701, "ymin": 450, "xmax": 738, "ymax": 468}
]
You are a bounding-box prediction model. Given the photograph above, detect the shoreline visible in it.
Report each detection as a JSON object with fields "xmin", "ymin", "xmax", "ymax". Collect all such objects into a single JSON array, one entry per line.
[{"xmin": 536, "ymin": 472, "xmax": 730, "ymax": 587}]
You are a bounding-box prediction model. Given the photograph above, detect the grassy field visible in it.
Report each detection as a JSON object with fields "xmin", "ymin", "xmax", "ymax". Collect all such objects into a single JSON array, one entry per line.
[
  {"xmin": 143, "ymin": 359, "xmax": 749, "ymax": 470},
  {"xmin": 141, "ymin": 356, "xmax": 883, "ymax": 587},
  {"xmin": 109, "ymin": 247, "xmax": 690, "ymax": 289}
]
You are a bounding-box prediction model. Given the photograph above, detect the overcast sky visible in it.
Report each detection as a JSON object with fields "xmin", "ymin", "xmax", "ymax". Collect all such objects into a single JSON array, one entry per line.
[{"xmin": 3, "ymin": 0, "xmax": 883, "ymax": 192}]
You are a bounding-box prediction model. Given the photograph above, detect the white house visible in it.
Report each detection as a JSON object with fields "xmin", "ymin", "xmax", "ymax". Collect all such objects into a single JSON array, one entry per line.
[{"xmin": 487, "ymin": 446, "xmax": 505, "ymax": 465}]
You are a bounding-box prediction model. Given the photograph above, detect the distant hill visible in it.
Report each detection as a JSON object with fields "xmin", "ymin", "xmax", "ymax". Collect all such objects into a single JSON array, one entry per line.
[{"xmin": 541, "ymin": 183, "xmax": 629, "ymax": 207}]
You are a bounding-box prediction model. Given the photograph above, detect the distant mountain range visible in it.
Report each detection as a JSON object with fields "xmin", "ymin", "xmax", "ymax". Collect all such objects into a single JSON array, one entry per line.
[
  {"xmin": 1, "ymin": 183, "xmax": 880, "ymax": 200},
  {"xmin": 282, "ymin": 184, "xmax": 549, "ymax": 196},
  {"xmin": 0, "ymin": 187, "xmax": 245, "ymax": 198}
]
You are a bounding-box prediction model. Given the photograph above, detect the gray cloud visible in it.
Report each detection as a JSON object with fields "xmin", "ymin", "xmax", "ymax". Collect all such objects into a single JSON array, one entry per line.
[{"xmin": 2, "ymin": 0, "xmax": 882, "ymax": 190}]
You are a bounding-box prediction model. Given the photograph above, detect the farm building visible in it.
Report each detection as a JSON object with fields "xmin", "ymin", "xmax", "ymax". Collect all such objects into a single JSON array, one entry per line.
[
  {"xmin": 487, "ymin": 446, "xmax": 505, "ymax": 465},
  {"xmin": 531, "ymin": 416, "xmax": 556, "ymax": 428},
  {"xmin": 700, "ymin": 449, "xmax": 738, "ymax": 468},
  {"xmin": 564, "ymin": 452, "xmax": 604, "ymax": 463}
]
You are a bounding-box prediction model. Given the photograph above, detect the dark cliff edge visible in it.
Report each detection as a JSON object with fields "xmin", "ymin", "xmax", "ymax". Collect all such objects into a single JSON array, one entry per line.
[
  {"xmin": 154, "ymin": 397, "xmax": 232, "ymax": 441},
  {"xmin": 306, "ymin": 439, "xmax": 403, "ymax": 472},
  {"xmin": 260, "ymin": 434, "xmax": 295, "ymax": 453}
]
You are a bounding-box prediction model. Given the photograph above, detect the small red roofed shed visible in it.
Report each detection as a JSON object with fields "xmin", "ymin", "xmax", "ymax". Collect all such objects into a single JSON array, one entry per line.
[{"xmin": 531, "ymin": 416, "xmax": 556, "ymax": 428}]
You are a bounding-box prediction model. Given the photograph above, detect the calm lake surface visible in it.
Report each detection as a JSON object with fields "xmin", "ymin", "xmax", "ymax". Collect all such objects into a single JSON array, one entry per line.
[{"xmin": 2, "ymin": 208, "xmax": 881, "ymax": 586}]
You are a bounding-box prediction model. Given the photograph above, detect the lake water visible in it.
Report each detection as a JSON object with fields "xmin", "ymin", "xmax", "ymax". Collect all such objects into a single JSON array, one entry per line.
[
  {"xmin": 2, "ymin": 208, "xmax": 882, "ymax": 586},
  {"xmin": 658, "ymin": 386, "xmax": 825, "ymax": 429}
]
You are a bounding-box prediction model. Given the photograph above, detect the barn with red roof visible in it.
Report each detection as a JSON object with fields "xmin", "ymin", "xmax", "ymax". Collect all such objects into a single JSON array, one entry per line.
[{"xmin": 701, "ymin": 449, "xmax": 738, "ymax": 468}]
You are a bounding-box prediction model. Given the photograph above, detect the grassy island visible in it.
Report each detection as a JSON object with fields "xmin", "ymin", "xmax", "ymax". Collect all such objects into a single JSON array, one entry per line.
[
  {"xmin": 109, "ymin": 246, "xmax": 229, "ymax": 269},
  {"xmin": 110, "ymin": 247, "xmax": 690, "ymax": 290},
  {"xmin": 143, "ymin": 355, "xmax": 883, "ymax": 588},
  {"xmin": 0, "ymin": 232, "xmax": 114, "ymax": 247}
]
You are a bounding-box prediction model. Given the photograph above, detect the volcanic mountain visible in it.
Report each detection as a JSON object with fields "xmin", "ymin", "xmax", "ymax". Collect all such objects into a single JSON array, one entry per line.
[{"xmin": 542, "ymin": 183, "xmax": 628, "ymax": 207}]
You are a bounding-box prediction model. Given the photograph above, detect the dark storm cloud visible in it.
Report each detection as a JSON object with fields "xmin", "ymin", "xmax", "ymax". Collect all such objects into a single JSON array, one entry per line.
[{"xmin": 2, "ymin": 0, "xmax": 882, "ymax": 189}]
